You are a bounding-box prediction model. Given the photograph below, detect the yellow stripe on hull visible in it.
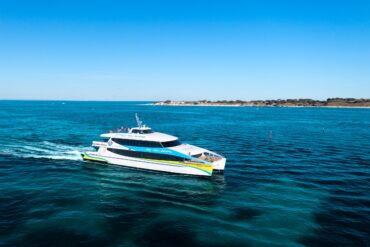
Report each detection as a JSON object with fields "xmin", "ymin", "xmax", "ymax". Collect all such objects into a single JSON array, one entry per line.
[
  {"xmin": 83, "ymin": 152, "xmax": 213, "ymax": 176},
  {"xmin": 82, "ymin": 153, "xmax": 108, "ymax": 163},
  {"xmin": 142, "ymin": 158, "xmax": 213, "ymax": 175}
]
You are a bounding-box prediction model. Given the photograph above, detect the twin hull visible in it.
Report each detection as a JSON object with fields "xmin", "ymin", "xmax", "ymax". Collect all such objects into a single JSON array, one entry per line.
[{"xmin": 83, "ymin": 152, "xmax": 225, "ymax": 176}]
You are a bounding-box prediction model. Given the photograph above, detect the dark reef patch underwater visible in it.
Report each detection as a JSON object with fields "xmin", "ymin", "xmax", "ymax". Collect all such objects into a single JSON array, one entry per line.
[{"xmin": 0, "ymin": 101, "xmax": 369, "ymax": 247}]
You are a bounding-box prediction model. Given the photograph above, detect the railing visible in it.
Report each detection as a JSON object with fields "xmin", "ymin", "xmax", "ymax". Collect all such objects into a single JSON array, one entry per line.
[{"xmin": 92, "ymin": 141, "xmax": 107, "ymax": 147}]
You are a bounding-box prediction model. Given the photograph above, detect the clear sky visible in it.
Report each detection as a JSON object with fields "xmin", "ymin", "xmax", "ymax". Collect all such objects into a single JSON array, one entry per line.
[{"xmin": 0, "ymin": 0, "xmax": 369, "ymax": 101}]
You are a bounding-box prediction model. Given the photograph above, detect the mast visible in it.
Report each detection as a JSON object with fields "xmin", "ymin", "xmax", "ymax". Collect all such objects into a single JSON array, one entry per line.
[{"xmin": 135, "ymin": 113, "xmax": 143, "ymax": 128}]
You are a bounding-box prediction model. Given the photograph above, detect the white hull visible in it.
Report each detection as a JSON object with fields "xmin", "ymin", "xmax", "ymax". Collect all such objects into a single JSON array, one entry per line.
[
  {"xmin": 83, "ymin": 151, "xmax": 214, "ymax": 176},
  {"xmin": 213, "ymin": 158, "xmax": 226, "ymax": 171}
]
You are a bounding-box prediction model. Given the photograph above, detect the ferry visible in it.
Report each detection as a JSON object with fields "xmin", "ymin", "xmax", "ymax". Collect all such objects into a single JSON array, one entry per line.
[{"xmin": 82, "ymin": 114, "xmax": 226, "ymax": 176}]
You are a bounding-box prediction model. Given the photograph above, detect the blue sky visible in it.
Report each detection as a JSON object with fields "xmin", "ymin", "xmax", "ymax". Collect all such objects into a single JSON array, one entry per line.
[{"xmin": 0, "ymin": 0, "xmax": 369, "ymax": 100}]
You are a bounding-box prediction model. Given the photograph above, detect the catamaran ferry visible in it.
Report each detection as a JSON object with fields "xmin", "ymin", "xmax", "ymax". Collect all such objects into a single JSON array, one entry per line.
[{"xmin": 82, "ymin": 114, "xmax": 226, "ymax": 176}]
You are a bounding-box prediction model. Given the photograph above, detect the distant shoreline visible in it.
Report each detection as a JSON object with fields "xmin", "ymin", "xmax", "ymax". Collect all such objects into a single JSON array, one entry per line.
[{"xmin": 154, "ymin": 98, "xmax": 370, "ymax": 108}]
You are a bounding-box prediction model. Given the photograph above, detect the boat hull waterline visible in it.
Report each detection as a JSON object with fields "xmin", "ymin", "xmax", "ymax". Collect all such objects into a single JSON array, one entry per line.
[{"xmin": 82, "ymin": 152, "xmax": 223, "ymax": 176}]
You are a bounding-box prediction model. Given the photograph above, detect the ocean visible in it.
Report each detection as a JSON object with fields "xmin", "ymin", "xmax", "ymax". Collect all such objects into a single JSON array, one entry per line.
[{"xmin": 0, "ymin": 101, "xmax": 369, "ymax": 247}]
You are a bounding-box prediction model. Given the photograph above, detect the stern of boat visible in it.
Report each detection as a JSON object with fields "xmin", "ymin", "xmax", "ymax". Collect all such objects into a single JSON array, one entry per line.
[{"xmin": 212, "ymin": 157, "xmax": 226, "ymax": 174}]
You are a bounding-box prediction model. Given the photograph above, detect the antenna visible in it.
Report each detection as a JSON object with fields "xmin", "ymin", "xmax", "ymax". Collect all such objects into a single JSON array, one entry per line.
[{"xmin": 135, "ymin": 113, "xmax": 143, "ymax": 128}]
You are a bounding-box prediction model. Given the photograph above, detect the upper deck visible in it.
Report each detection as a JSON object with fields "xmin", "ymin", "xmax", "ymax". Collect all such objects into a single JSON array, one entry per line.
[
  {"xmin": 101, "ymin": 114, "xmax": 179, "ymax": 142},
  {"xmin": 100, "ymin": 131, "xmax": 178, "ymax": 142}
]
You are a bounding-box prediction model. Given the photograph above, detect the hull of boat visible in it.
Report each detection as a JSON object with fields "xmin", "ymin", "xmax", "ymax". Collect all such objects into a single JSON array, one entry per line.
[
  {"xmin": 82, "ymin": 152, "xmax": 213, "ymax": 176},
  {"xmin": 213, "ymin": 158, "xmax": 226, "ymax": 171}
]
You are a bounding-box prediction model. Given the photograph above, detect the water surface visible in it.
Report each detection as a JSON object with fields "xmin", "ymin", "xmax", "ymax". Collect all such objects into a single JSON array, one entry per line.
[{"xmin": 0, "ymin": 101, "xmax": 369, "ymax": 246}]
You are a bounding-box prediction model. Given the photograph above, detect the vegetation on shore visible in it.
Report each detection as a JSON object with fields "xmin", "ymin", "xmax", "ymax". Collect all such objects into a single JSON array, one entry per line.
[{"xmin": 155, "ymin": 98, "xmax": 370, "ymax": 107}]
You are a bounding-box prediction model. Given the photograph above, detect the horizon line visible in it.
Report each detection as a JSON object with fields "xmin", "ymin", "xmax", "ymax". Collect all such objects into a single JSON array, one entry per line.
[{"xmin": 1, "ymin": 97, "xmax": 369, "ymax": 102}]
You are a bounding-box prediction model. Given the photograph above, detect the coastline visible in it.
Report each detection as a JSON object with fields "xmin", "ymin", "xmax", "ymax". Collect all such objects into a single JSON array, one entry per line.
[
  {"xmin": 153, "ymin": 98, "xmax": 370, "ymax": 108},
  {"xmin": 152, "ymin": 104, "xmax": 370, "ymax": 109}
]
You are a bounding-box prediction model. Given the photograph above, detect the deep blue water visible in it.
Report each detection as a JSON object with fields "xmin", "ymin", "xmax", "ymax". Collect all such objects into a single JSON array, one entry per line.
[{"xmin": 0, "ymin": 101, "xmax": 369, "ymax": 247}]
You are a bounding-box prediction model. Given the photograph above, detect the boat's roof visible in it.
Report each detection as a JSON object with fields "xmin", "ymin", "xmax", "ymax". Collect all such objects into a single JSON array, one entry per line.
[
  {"xmin": 169, "ymin": 143, "xmax": 208, "ymax": 155},
  {"xmin": 101, "ymin": 131, "xmax": 178, "ymax": 142},
  {"xmin": 131, "ymin": 127, "xmax": 151, "ymax": 130}
]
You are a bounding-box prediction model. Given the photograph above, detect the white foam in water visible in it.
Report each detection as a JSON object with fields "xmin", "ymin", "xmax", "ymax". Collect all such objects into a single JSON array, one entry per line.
[{"xmin": 0, "ymin": 141, "xmax": 90, "ymax": 161}]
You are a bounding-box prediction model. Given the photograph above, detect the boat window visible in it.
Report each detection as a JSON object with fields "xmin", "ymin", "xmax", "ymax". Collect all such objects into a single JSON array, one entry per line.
[
  {"xmin": 107, "ymin": 148, "xmax": 188, "ymax": 161},
  {"xmin": 131, "ymin": 129, "xmax": 153, "ymax": 134},
  {"xmin": 191, "ymin": 153, "xmax": 202, "ymax": 158},
  {"xmin": 112, "ymin": 138, "xmax": 162, "ymax": 147},
  {"xmin": 161, "ymin": 140, "xmax": 182, "ymax": 147}
]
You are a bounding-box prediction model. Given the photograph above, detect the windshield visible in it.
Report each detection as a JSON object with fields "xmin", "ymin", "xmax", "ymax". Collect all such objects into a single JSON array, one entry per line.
[{"xmin": 131, "ymin": 129, "xmax": 153, "ymax": 134}]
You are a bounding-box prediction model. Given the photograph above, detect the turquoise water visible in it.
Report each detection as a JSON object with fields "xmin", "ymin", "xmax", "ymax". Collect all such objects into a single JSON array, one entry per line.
[{"xmin": 0, "ymin": 101, "xmax": 369, "ymax": 246}]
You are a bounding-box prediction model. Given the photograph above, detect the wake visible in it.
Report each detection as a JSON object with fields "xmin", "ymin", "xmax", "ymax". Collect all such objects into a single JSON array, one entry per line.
[{"xmin": 0, "ymin": 141, "xmax": 90, "ymax": 161}]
